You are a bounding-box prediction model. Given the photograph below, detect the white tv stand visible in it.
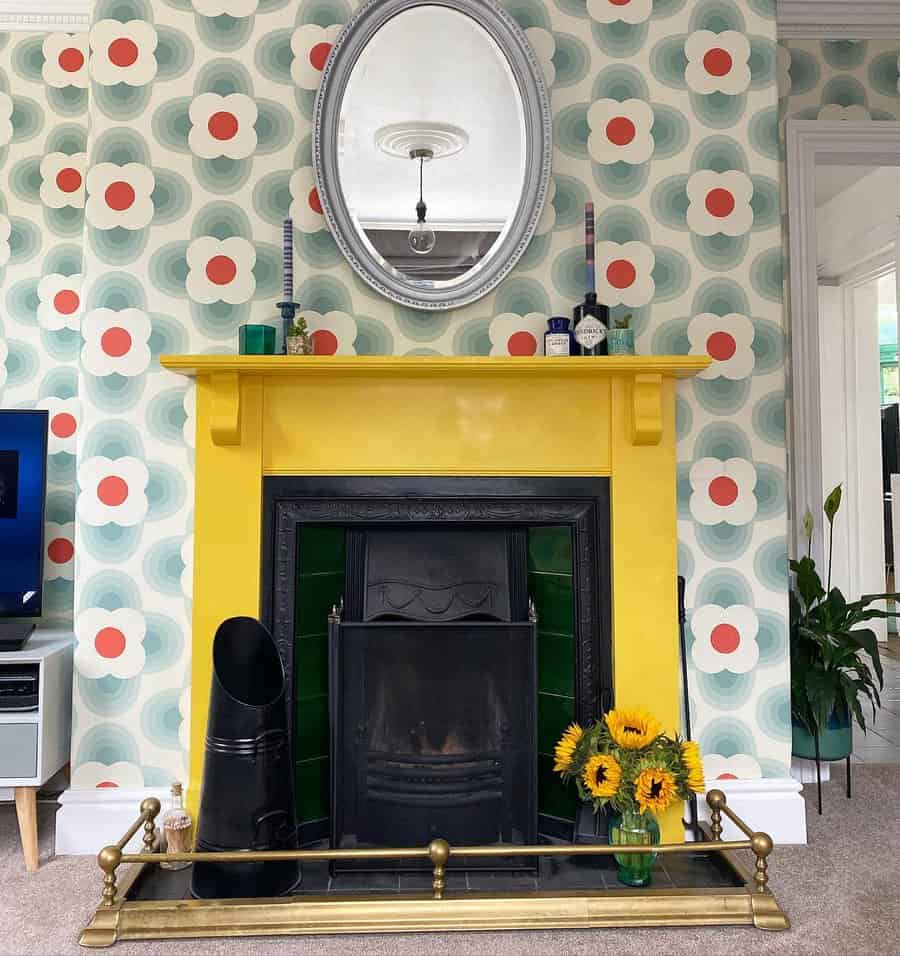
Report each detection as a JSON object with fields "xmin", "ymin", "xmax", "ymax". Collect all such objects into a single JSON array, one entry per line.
[{"xmin": 0, "ymin": 632, "xmax": 73, "ymax": 871}]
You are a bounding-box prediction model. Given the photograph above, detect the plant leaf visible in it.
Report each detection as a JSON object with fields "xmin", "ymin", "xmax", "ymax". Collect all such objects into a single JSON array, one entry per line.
[{"xmin": 824, "ymin": 484, "xmax": 843, "ymax": 524}]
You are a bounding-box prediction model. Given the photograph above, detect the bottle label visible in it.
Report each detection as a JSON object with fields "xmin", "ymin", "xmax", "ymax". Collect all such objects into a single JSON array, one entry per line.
[
  {"xmin": 545, "ymin": 333, "xmax": 571, "ymax": 356},
  {"xmin": 575, "ymin": 315, "xmax": 607, "ymax": 350}
]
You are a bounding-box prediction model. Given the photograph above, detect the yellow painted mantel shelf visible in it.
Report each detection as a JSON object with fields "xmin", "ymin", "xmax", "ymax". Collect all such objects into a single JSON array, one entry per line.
[{"xmin": 161, "ymin": 354, "xmax": 709, "ymax": 448}]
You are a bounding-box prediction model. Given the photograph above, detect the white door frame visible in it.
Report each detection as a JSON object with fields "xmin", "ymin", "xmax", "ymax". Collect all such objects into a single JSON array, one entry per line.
[{"xmin": 786, "ymin": 120, "xmax": 900, "ymax": 565}]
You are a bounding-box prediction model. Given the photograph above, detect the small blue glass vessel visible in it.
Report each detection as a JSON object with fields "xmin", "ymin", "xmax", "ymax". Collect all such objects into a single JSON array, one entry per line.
[{"xmin": 544, "ymin": 316, "xmax": 575, "ymax": 356}]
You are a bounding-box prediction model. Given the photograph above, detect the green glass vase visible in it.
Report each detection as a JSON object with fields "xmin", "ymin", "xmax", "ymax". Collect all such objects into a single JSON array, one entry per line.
[{"xmin": 608, "ymin": 809, "xmax": 660, "ymax": 887}]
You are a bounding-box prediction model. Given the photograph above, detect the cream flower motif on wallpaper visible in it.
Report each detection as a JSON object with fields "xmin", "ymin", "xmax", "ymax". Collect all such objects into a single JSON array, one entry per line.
[
  {"xmin": 75, "ymin": 607, "xmax": 147, "ymax": 680},
  {"xmin": 587, "ymin": 0, "xmax": 652, "ymax": 25},
  {"xmin": 0, "ymin": 92, "xmax": 13, "ymax": 147},
  {"xmin": 595, "ymin": 240, "xmax": 655, "ymax": 308},
  {"xmin": 37, "ymin": 396, "xmax": 81, "ymax": 455},
  {"xmin": 686, "ymin": 170, "xmax": 754, "ymax": 238},
  {"xmin": 687, "ymin": 313, "xmax": 755, "ymax": 380},
  {"xmin": 525, "ymin": 27, "xmax": 555, "ymax": 88},
  {"xmin": 587, "ymin": 98, "xmax": 655, "ymax": 166},
  {"xmin": 39, "ymin": 152, "xmax": 86, "ymax": 209},
  {"xmin": 289, "ymin": 166, "xmax": 325, "ymax": 233},
  {"xmin": 291, "ymin": 24, "xmax": 342, "ymax": 90},
  {"xmin": 188, "ymin": 92, "xmax": 258, "ymax": 161},
  {"xmin": 191, "ymin": 0, "xmax": 259, "ymax": 16},
  {"xmin": 42, "ymin": 33, "xmax": 89, "ymax": 88},
  {"xmin": 684, "ymin": 31, "xmax": 751, "ymax": 96},
  {"xmin": 77, "ymin": 455, "xmax": 149, "ymax": 527},
  {"xmin": 72, "ymin": 761, "xmax": 145, "ymax": 790},
  {"xmin": 304, "ymin": 310, "xmax": 357, "ymax": 355},
  {"xmin": 90, "ymin": 19, "xmax": 158, "ymax": 87},
  {"xmin": 817, "ymin": 104, "xmax": 871, "ymax": 121},
  {"xmin": 85, "ymin": 162, "xmax": 155, "ymax": 231},
  {"xmin": 489, "ymin": 312, "xmax": 548, "ymax": 357},
  {"xmin": 186, "ymin": 236, "xmax": 257, "ymax": 305},
  {"xmin": 691, "ymin": 604, "xmax": 760, "ymax": 675},
  {"xmin": 689, "ymin": 457, "xmax": 758, "ymax": 526},
  {"xmin": 44, "ymin": 521, "xmax": 75, "ymax": 581},
  {"xmin": 81, "ymin": 307, "xmax": 152, "ymax": 378},
  {"xmin": 37, "ymin": 273, "xmax": 83, "ymax": 331},
  {"xmin": 0, "ymin": 214, "xmax": 11, "ymax": 268},
  {"xmin": 703, "ymin": 753, "xmax": 762, "ymax": 782}
]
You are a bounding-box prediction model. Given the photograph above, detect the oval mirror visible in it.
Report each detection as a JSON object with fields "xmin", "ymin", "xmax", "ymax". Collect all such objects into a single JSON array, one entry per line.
[{"xmin": 313, "ymin": 0, "xmax": 552, "ymax": 311}]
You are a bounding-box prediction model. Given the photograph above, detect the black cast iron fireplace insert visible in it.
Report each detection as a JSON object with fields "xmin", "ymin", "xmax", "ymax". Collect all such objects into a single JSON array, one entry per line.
[{"xmin": 260, "ymin": 477, "xmax": 612, "ymax": 863}]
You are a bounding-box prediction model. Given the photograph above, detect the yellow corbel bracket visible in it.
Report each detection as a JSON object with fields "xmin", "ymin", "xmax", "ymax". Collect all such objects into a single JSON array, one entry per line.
[
  {"xmin": 208, "ymin": 371, "xmax": 241, "ymax": 446},
  {"xmin": 630, "ymin": 372, "xmax": 663, "ymax": 446}
]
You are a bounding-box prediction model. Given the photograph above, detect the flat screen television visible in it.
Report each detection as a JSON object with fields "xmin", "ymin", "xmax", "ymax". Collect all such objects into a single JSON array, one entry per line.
[{"xmin": 0, "ymin": 409, "xmax": 48, "ymax": 650}]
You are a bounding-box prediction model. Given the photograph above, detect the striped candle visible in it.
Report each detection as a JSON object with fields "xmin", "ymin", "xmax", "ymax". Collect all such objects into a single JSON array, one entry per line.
[
  {"xmin": 282, "ymin": 218, "xmax": 294, "ymax": 301},
  {"xmin": 585, "ymin": 202, "xmax": 595, "ymax": 294}
]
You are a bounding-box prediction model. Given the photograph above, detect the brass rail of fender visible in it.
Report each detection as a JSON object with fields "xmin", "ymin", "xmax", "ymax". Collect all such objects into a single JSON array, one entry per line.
[{"xmin": 95, "ymin": 789, "xmax": 772, "ymax": 907}]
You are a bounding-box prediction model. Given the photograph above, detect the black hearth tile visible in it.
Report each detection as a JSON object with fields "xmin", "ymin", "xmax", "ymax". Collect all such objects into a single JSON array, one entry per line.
[
  {"xmin": 465, "ymin": 872, "xmax": 539, "ymax": 891},
  {"xmin": 398, "ymin": 873, "xmax": 468, "ymax": 893},
  {"xmin": 538, "ymin": 853, "xmax": 612, "ymax": 891},
  {"xmin": 126, "ymin": 863, "xmax": 194, "ymax": 901},
  {"xmin": 328, "ymin": 872, "xmax": 401, "ymax": 893},
  {"xmin": 538, "ymin": 632, "xmax": 576, "ymax": 697},
  {"xmin": 663, "ymin": 852, "xmax": 744, "ymax": 889},
  {"xmin": 527, "ymin": 526, "xmax": 573, "ymax": 575},
  {"xmin": 537, "ymin": 691, "xmax": 576, "ymax": 754},
  {"xmin": 292, "ymin": 860, "xmax": 331, "ymax": 894}
]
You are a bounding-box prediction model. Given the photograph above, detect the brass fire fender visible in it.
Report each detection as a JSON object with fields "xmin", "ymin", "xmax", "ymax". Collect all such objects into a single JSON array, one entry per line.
[{"xmin": 79, "ymin": 790, "xmax": 789, "ymax": 947}]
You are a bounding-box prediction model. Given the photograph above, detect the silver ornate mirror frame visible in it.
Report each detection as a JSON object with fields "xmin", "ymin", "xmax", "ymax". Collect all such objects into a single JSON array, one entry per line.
[{"xmin": 313, "ymin": 0, "xmax": 553, "ymax": 312}]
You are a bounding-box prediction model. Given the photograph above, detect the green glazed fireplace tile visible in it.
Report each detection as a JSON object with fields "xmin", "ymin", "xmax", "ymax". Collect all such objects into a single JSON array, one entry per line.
[
  {"xmin": 538, "ymin": 754, "xmax": 576, "ymax": 823},
  {"xmin": 537, "ymin": 692, "xmax": 575, "ymax": 756},
  {"xmin": 296, "ymin": 635, "xmax": 328, "ymax": 699},
  {"xmin": 538, "ymin": 632, "xmax": 575, "ymax": 697},
  {"xmin": 296, "ymin": 693, "xmax": 329, "ymax": 761},
  {"xmin": 527, "ymin": 526, "xmax": 573, "ymax": 575},
  {"xmin": 529, "ymin": 572, "xmax": 574, "ymax": 637},
  {"xmin": 299, "ymin": 526, "xmax": 346, "ymax": 575},
  {"xmin": 296, "ymin": 757, "xmax": 329, "ymax": 824},
  {"xmin": 295, "ymin": 572, "xmax": 344, "ymax": 638}
]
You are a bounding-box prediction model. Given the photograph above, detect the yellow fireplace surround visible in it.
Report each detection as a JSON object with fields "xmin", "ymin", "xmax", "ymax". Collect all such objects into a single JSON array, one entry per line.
[{"xmin": 162, "ymin": 354, "xmax": 709, "ymax": 842}]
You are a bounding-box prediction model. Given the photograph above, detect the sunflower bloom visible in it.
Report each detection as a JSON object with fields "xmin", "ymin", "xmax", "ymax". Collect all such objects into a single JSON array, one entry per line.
[
  {"xmin": 605, "ymin": 709, "xmax": 662, "ymax": 750},
  {"xmin": 635, "ymin": 767, "xmax": 678, "ymax": 814},
  {"xmin": 681, "ymin": 740, "xmax": 705, "ymax": 793},
  {"xmin": 582, "ymin": 753, "xmax": 622, "ymax": 798},
  {"xmin": 553, "ymin": 723, "xmax": 584, "ymax": 773}
]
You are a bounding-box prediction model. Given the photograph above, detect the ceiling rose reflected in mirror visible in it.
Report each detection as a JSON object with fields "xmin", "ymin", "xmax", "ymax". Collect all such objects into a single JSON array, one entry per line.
[{"xmin": 314, "ymin": 0, "xmax": 552, "ymax": 311}]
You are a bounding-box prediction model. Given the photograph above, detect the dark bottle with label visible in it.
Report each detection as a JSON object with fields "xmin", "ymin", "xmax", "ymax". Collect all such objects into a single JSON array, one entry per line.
[
  {"xmin": 573, "ymin": 292, "xmax": 609, "ymax": 356},
  {"xmin": 544, "ymin": 316, "xmax": 574, "ymax": 356}
]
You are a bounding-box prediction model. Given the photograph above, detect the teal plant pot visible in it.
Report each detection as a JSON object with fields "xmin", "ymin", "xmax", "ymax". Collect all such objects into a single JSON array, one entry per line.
[
  {"xmin": 791, "ymin": 708, "xmax": 852, "ymax": 760},
  {"xmin": 608, "ymin": 810, "xmax": 660, "ymax": 887},
  {"xmin": 239, "ymin": 324, "xmax": 276, "ymax": 355},
  {"xmin": 607, "ymin": 328, "xmax": 635, "ymax": 355}
]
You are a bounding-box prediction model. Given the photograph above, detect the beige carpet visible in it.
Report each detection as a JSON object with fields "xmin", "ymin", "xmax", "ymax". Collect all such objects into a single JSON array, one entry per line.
[{"xmin": 1, "ymin": 766, "xmax": 898, "ymax": 956}]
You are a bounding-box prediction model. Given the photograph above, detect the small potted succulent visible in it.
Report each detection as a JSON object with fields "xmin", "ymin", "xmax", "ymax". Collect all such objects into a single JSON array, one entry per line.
[
  {"xmin": 607, "ymin": 313, "xmax": 635, "ymax": 355},
  {"xmin": 285, "ymin": 314, "xmax": 313, "ymax": 355}
]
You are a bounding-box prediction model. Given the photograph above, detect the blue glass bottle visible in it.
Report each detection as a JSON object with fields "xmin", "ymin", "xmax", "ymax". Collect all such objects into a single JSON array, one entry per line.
[{"xmin": 544, "ymin": 316, "xmax": 574, "ymax": 356}]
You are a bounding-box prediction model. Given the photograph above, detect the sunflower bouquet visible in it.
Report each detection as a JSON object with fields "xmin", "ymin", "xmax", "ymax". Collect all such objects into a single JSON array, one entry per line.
[{"xmin": 553, "ymin": 708, "xmax": 705, "ymax": 818}]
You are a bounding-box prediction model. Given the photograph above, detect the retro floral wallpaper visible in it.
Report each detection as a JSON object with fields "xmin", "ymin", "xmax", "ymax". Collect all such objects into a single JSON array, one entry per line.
[{"xmin": 0, "ymin": 0, "xmax": 800, "ymax": 794}]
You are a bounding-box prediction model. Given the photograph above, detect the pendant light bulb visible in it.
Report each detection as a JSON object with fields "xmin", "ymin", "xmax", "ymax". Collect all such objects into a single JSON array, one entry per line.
[{"xmin": 409, "ymin": 151, "xmax": 436, "ymax": 256}]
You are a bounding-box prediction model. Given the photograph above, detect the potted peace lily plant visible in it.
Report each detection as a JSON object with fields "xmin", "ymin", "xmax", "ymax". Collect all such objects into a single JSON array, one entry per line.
[
  {"xmin": 791, "ymin": 484, "xmax": 894, "ymax": 769},
  {"xmin": 554, "ymin": 708, "xmax": 704, "ymax": 887}
]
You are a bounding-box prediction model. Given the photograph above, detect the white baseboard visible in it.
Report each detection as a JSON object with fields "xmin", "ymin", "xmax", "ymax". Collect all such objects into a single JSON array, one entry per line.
[
  {"xmin": 55, "ymin": 787, "xmax": 172, "ymax": 855},
  {"xmin": 698, "ymin": 777, "xmax": 808, "ymax": 845}
]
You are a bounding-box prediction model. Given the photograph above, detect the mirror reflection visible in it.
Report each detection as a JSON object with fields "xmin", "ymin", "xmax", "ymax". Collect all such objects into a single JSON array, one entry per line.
[{"xmin": 337, "ymin": 5, "xmax": 526, "ymax": 287}]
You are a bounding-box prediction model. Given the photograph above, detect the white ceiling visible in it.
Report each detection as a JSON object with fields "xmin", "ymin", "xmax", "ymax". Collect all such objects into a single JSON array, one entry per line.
[
  {"xmin": 815, "ymin": 165, "xmax": 879, "ymax": 207},
  {"xmin": 338, "ymin": 6, "xmax": 525, "ymax": 229}
]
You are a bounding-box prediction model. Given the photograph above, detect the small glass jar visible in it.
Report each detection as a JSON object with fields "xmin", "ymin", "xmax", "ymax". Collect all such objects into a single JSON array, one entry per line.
[
  {"xmin": 161, "ymin": 782, "xmax": 193, "ymax": 871},
  {"xmin": 544, "ymin": 316, "xmax": 574, "ymax": 356}
]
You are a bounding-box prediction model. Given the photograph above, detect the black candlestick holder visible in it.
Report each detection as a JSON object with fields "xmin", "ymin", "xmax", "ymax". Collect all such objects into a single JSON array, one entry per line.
[{"xmin": 278, "ymin": 300, "xmax": 299, "ymax": 355}]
